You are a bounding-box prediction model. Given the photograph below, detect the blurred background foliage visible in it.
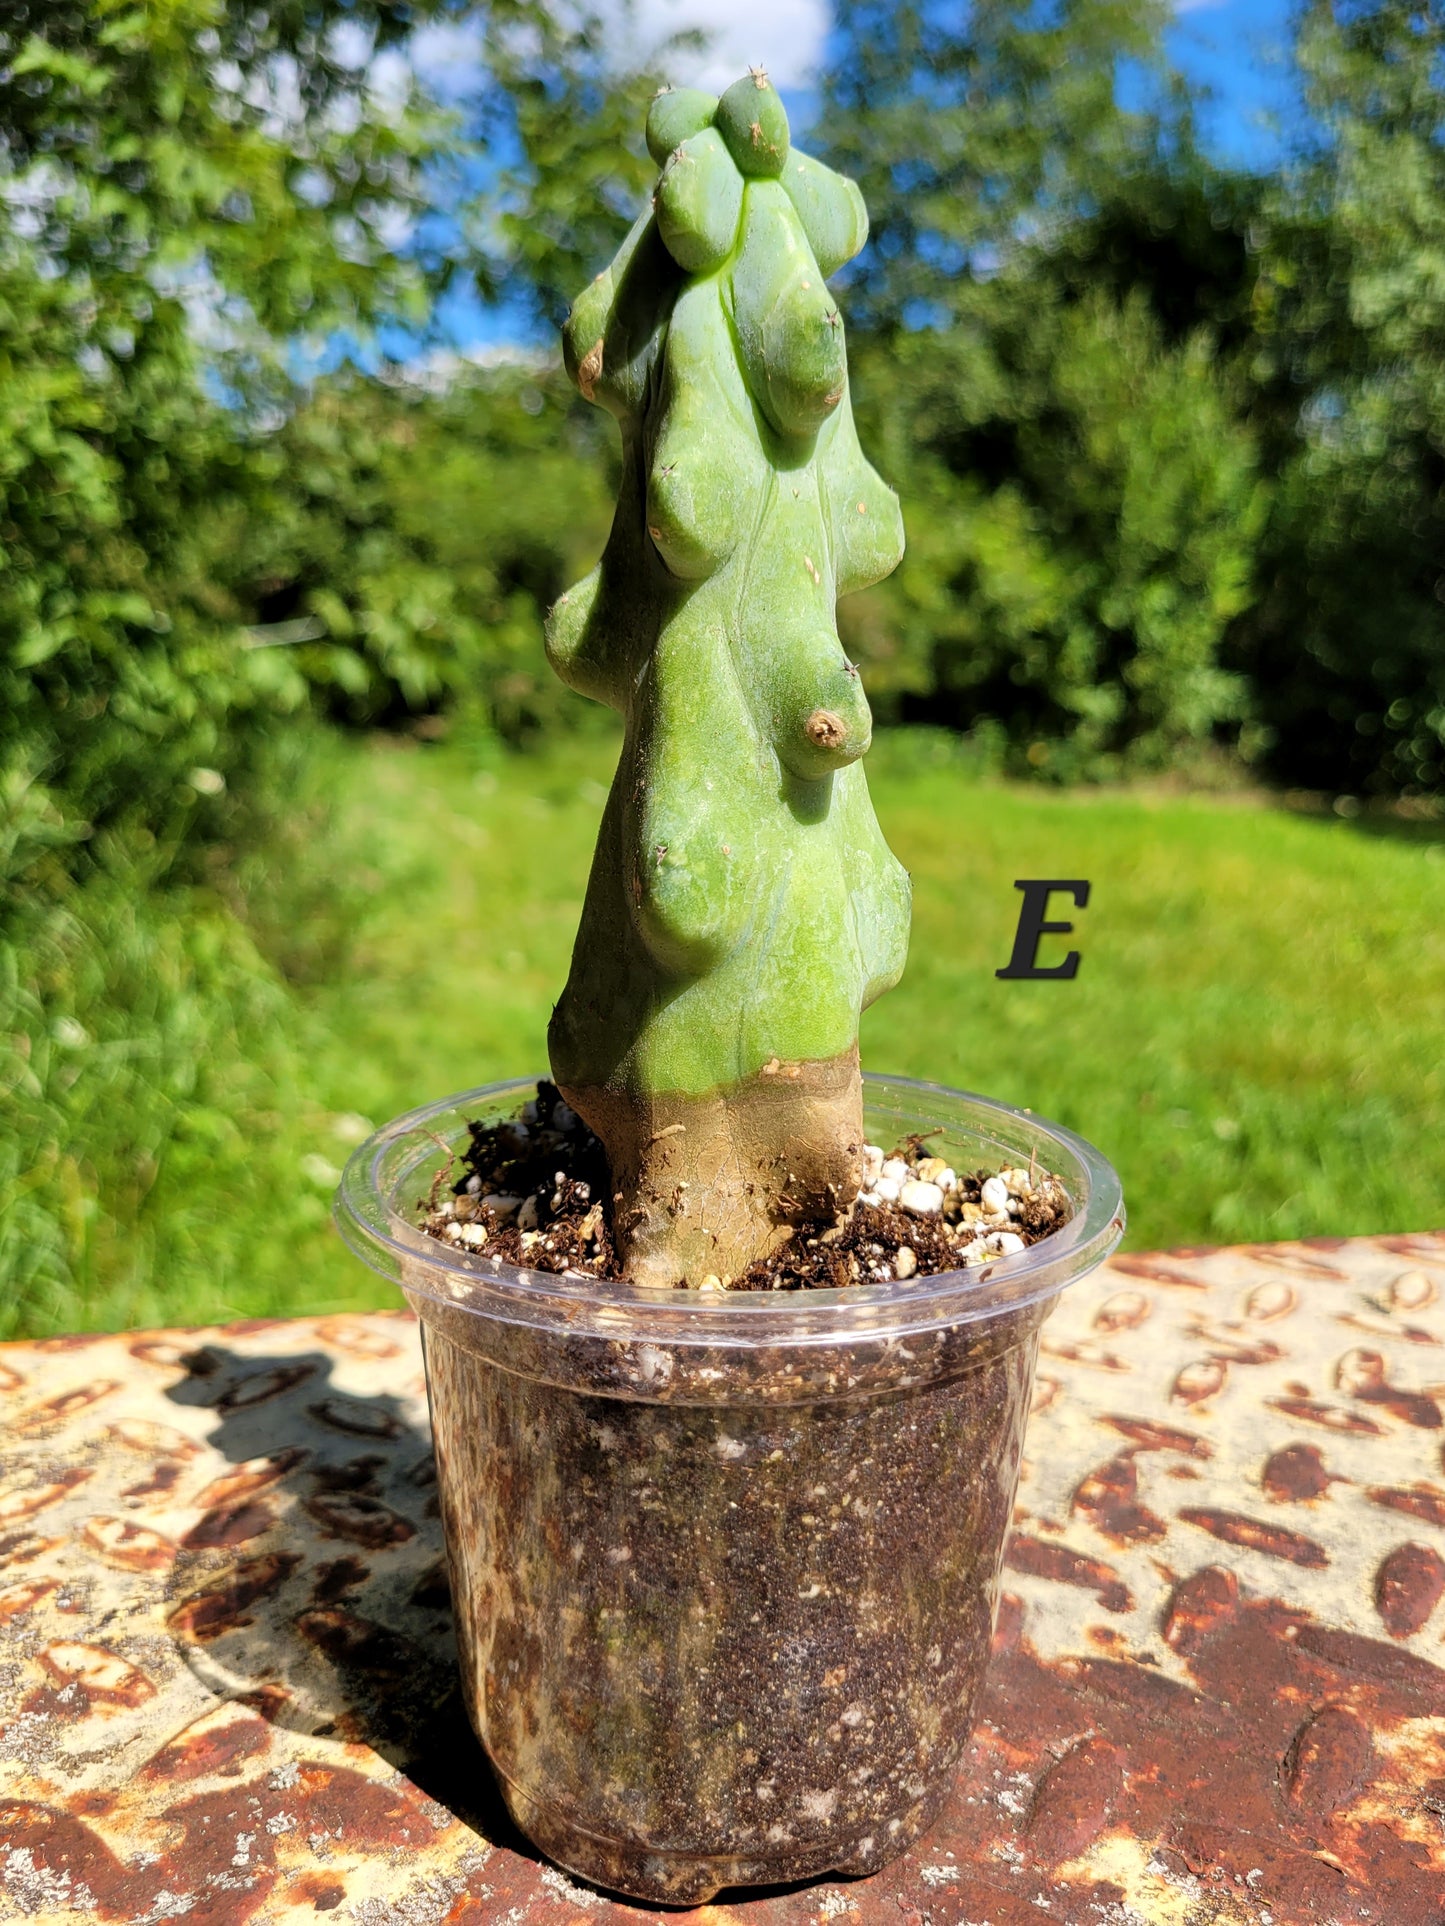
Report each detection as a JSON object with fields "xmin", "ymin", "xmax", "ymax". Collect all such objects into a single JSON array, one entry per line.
[{"xmin": 4, "ymin": 0, "xmax": 1444, "ymax": 1333}]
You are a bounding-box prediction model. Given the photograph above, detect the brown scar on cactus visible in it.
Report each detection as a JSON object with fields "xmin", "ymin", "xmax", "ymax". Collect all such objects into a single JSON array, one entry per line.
[
  {"xmin": 545, "ymin": 70, "xmax": 908, "ymax": 1286},
  {"xmin": 576, "ymin": 338, "xmax": 604, "ymax": 402},
  {"xmin": 806, "ymin": 710, "xmax": 848, "ymax": 750}
]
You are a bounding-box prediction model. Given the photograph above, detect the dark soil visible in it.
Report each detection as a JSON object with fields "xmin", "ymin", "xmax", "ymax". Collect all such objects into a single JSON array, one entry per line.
[
  {"xmin": 417, "ymin": 1081, "xmax": 1071, "ymax": 1290},
  {"xmin": 730, "ymin": 1178, "xmax": 1068, "ymax": 1290}
]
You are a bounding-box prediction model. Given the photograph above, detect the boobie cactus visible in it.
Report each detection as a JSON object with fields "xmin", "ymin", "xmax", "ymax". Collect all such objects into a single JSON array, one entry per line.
[{"xmin": 546, "ymin": 68, "xmax": 909, "ymax": 1286}]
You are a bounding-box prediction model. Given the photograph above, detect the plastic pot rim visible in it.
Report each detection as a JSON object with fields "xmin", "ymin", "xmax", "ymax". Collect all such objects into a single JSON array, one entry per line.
[
  {"xmin": 335, "ymin": 1072, "xmax": 1124, "ymax": 1350},
  {"xmin": 335, "ymin": 1073, "xmax": 1125, "ymax": 1349}
]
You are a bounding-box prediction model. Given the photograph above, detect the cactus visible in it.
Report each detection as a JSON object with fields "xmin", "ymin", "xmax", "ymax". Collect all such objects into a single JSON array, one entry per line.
[{"xmin": 546, "ymin": 69, "xmax": 909, "ymax": 1287}]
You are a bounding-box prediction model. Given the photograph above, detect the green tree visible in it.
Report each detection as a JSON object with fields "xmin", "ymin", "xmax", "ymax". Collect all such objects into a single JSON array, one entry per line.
[
  {"xmin": 816, "ymin": 0, "xmax": 1267, "ymax": 775},
  {"xmin": 1237, "ymin": 0, "xmax": 1445, "ymax": 795},
  {"xmin": 0, "ymin": 0, "xmax": 455, "ymax": 1334},
  {"xmin": 820, "ymin": 0, "xmax": 1175, "ymax": 327},
  {"xmin": 849, "ymin": 289, "xmax": 1263, "ymax": 776},
  {"xmin": 464, "ymin": 1, "xmax": 673, "ymax": 332},
  {"xmin": 0, "ymin": 0, "xmax": 452, "ymax": 899},
  {"xmin": 203, "ymin": 359, "xmax": 615, "ymax": 741}
]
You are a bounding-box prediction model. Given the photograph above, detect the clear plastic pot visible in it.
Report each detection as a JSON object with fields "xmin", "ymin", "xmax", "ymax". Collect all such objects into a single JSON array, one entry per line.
[{"xmin": 336, "ymin": 1075, "xmax": 1124, "ymax": 1904}]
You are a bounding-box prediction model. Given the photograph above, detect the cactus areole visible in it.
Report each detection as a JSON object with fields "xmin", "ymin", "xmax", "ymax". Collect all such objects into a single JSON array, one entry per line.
[{"xmin": 546, "ymin": 69, "xmax": 909, "ymax": 1287}]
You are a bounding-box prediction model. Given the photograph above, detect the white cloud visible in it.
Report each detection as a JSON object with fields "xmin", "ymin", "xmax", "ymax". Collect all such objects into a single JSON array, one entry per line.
[
  {"xmin": 626, "ymin": 0, "xmax": 829, "ymax": 92},
  {"xmin": 328, "ymin": 19, "xmax": 375, "ymax": 69},
  {"xmin": 409, "ymin": 0, "xmax": 829, "ymax": 100},
  {"xmin": 407, "ymin": 22, "xmax": 489, "ymax": 103},
  {"xmin": 389, "ymin": 341, "xmax": 558, "ymax": 392}
]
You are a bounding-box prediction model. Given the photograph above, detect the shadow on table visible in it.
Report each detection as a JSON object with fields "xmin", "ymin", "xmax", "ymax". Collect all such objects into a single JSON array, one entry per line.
[
  {"xmin": 159, "ymin": 1336, "xmax": 540, "ymax": 1865},
  {"xmin": 159, "ymin": 1337, "xmax": 867, "ymax": 1911}
]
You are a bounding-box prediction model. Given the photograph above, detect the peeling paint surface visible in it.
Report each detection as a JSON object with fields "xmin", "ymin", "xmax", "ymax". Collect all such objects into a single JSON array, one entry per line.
[{"xmin": 2, "ymin": 1232, "xmax": 1444, "ymax": 1923}]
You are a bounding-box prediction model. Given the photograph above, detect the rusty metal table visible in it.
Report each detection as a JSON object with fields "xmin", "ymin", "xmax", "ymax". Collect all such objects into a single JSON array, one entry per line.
[{"xmin": 3, "ymin": 1232, "xmax": 1445, "ymax": 1924}]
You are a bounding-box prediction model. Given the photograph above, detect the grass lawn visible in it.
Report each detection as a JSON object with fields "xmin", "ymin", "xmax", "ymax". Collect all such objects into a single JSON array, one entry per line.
[{"xmin": 24, "ymin": 727, "xmax": 1445, "ymax": 1334}]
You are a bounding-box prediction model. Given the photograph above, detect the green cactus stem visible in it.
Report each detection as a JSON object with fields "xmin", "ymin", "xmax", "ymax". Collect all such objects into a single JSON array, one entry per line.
[{"xmin": 546, "ymin": 70, "xmax": 909, "ymax": 1287}]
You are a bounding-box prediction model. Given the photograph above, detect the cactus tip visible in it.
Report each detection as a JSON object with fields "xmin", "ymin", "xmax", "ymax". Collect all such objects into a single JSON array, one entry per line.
[{"xmin": 716, "ymin": 70, "xmax": 789, "ymax": 178}]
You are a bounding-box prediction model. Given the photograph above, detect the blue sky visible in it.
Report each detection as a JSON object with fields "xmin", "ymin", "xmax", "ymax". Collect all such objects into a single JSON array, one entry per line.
[
  {"xmin": 1166, "ymin": 0, "xmax": 1297, "ymax": 166},
  {"xmin": 392, "ymin": 0, "xmax": 1303, "ymax": 358}
]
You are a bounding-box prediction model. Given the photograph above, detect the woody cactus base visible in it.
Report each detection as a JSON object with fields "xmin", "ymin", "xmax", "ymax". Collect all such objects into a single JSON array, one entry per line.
[{"xmin": 546, "ymin": 69, "xmax": 910, "ymax": 1287}]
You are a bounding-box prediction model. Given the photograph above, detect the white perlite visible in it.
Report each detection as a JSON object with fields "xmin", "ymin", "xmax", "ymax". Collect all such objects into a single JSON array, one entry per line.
[
  {"xmin": 848, "ymin": 1140, "xmax": 1068, "ymax": 1282},
  {"xmin": 899, "ymin": 1179, "xmax": 944, "ymax": 1216}
]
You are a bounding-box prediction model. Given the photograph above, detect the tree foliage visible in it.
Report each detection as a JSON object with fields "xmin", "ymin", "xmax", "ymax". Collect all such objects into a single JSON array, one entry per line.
[
  {"xmin": 1237, "ymin": 0, "xmax": 1445, "ymax": 794},
  {"xmin": 206, "ymin": 358, "xmax": 616, "ymax": 740},
  {"xmin": 0, "ymin": 0, "xmax": 451, "ymax": 907},
  {"xmin": 817, "ymin": 0, "xmax": 1265, "ymax": 775},
  {"xmin": 821, "ymin": 0, "xmax": 1445, "ymax": 790},
  {"xmin": 463, "ymin": 0, "xmax": 667, "ymax": 331},
  {"xmin": 0, "ymin": 0, "xmax": 449, "ymax": 1333},
  {"xmin": 8, "ymin": 0, "xmax": 1443, "ymax": 925}
]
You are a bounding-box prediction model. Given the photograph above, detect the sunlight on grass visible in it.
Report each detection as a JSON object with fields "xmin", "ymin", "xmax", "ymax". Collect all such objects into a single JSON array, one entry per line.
[{"xmin": 19, "ymin": 729, "xmax": 1444, "ymax": 1335}]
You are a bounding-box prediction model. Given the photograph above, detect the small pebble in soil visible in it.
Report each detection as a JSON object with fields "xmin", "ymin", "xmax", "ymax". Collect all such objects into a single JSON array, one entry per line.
[
  {"xmin": 415, "ymin": 1080, "xmax": 1072, "ymax": 1293},
  {"xmin": 898, "ymin": 1179, "xmax": 943, "ymax": 1216},
  {"xmin": 984, "ymin": 1230, "xmax": 1026, "ymax": 1256}
]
